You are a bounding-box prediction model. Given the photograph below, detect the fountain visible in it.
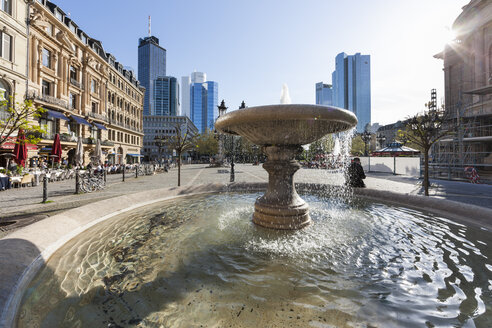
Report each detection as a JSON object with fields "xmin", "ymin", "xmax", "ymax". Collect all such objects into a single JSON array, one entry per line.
[{"xmin": 215, "ymin": 104, "xmax": 357, "ymax": 229}]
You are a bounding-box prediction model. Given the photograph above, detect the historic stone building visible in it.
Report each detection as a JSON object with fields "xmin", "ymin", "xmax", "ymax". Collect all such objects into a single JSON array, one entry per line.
[
  {"xmin": 0, "ymin": 0, "xmax": 29, "ymax": 162},
  {"xmin": 27, "ymin": 0, "xmax": 144, "ymax": 165},
  {"xmin": 434, "ymin": 0, "xmax": 492, "ymax": 179}
]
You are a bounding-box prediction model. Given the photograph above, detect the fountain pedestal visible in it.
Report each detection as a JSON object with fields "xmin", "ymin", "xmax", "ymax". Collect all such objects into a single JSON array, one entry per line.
[
  {"xmin": 215, "ymin": 104, "xmax": 357, "ymax": 230},
  {"xmin": 253, "ymin": 146, "xmax": 310, "ymax": 229}
]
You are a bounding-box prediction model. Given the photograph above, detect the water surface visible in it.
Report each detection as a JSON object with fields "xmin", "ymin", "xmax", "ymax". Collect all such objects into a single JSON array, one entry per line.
[{"xmin": 18, "ymin": 193, "xmax": 492, "ymax": 327}]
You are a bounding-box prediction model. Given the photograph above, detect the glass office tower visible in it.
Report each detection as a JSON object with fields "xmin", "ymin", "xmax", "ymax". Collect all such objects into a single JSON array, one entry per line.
[
  {"xmin": 154, "ymin": 77, "xmax": 179, "ymax": 116},
  {"xmin": 190, "ymin": 81, "xmax": 219, "ymax": 133},
  {"xmin": 332, "ymin": 52, "xmax": 371, "ymax": 132},
  {"xmin": 315, "ymin": 82, "xmax": 333, "ymax": 105},
  {"xmin": 138, "ymin": 36, "xmax": 166, "ymax": 115}
]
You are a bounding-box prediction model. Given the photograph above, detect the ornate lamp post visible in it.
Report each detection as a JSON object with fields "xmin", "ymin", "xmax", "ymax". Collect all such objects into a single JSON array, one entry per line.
[
  {"xmin": 216, "ymin": 100, "xmax": 228, "ymax": 166},
  {"xmin": 361, "ymin": 131, "xmax": 371, "ymax": 156}
]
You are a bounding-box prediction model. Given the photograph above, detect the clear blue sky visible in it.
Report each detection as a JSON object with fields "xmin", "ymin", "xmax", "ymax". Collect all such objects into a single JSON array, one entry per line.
[{"xmin": 55, "ymin": 0, "xmax": 467, "ymax": 125}]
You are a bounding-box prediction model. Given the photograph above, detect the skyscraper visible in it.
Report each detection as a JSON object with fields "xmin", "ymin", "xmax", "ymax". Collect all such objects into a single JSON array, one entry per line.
[
  {"xmin": 181, "ymin": 76, "xmax": 191, "ymax": 118},
  {"xmin": 181, "ymin": 71, "xmax": 207, "ymax": 119},
  {"xmin": 154, "ymin": 76, "xmax": 179, "ymax": 116},
  {"xmin": 332, "ymin": 52, "xmax": 371, "ymax": 132},
  {"xmin": 190, "ymin": 80, "xmax": 218, "ymax": 133},
  {"xmin": 315, "ymin": 82, "xmax": 333, "ymax": 105},
  {"xmin": 138, "ymin": 36, "xmax": 166, "ymax": 115}
]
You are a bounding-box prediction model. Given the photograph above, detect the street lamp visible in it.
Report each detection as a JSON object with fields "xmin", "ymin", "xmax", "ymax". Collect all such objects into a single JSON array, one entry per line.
[
  {"xmin": 361, "ymin": 131, "xmax": 371, "ymax": 156},
  {"xmin": 376, "ymin": 133, "xmax": 386, "ymax": 149}
]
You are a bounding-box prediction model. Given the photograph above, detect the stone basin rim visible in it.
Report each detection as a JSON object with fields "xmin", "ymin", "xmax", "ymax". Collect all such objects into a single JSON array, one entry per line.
[
  {"xmin": 1, "ymin": 182, "xmax": 491, "ymax": 328},
  {"xmin": 215, "ymin": 104, "xmax": 358, "ymax": 137}
]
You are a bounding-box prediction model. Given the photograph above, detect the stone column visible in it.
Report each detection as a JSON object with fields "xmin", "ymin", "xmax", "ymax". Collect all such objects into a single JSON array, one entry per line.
[
  {"xmin": 253, "ymin": 145, "xmax": 310, "ymax": 230},
  {"xmin": 31, "ymin": 37, "xmax": 38, "ymax": 84},
  {"xmin": 36, "ymin": 42, "xmax": 43, "ymax": 85}
]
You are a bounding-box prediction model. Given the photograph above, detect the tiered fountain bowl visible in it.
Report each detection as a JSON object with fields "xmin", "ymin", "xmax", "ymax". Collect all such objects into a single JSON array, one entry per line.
[{"xmin": 215, "ymin": 104, "xmax": 357, "ymax": 230}]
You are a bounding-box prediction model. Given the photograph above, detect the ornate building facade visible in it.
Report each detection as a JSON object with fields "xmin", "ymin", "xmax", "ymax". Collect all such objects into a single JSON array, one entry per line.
[
  {"xmin": 0, "ymin": 0, "xmax": 29, "ymax": 162},
  {"xmin": 27, "ymin": 0, "xmax": 144, "ymax": 165},
  {"xmin": 434, "ymin": 0, "xmax": 492, "ymax": 179}
]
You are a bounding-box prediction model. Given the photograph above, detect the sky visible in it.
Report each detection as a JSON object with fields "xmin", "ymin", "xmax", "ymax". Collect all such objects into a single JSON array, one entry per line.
[{"xmin": 54, "ymin": 0, "xmax": 468, "ymax": 125}]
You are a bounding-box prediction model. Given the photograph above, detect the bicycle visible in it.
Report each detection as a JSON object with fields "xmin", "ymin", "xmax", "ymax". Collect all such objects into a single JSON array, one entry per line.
[{"xmin": 80, "ymin": 172, "xmax": 106, "ymax": 193}]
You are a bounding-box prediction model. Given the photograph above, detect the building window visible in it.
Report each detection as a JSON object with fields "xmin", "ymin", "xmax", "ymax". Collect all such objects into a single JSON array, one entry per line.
[
  {"xmin": 0, "ymin": 79, "xmax": 10, "ymax": 120},
  {"xmin": 55, "ymin": 10, "xmax": 63, "ymax": 21},
  {"xmin": 0, "ymin": 32, "xmax": 12, "ymax": 61},
  {"xmin": 91, "ymin": 79, "xmax": 98, "ymax": 94},
  {"xmin": 69, "ymin": 66, "xmax": 77, "ymax": 82},
  {"xmin": 1, "ymin": 0, "xmax": 12, "ymax": 15},
  {"xmin": 42, "ymin": 48, "xmax": 51, "ymax": 68},
  {"xmin": 91, "ymin": 102, "xmax": 97, "ymax": 113},
  {"xmin": 69, "ymin": 92, "xmax": 76, "ymax": 109},
  {"xmin": 41, "ymin": 80, "xmax": 51, "ymax": 96}
]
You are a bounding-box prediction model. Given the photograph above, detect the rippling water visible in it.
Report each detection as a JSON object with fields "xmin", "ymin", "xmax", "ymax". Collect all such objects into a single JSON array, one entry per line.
[{"xmin": 17, "ymin": 193, "xmax": 492, "ymax": 327}]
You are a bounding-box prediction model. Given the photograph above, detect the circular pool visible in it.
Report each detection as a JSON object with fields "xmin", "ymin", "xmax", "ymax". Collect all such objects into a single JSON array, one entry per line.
[{"xmin": 17, "ymin": 192, "xmax": 492, "ymax": 327}]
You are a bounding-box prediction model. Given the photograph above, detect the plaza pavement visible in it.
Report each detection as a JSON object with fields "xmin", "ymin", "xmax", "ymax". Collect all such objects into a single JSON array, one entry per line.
[{"xmin": 1, "ymin": 163, "xmax": 491, "ymax": 237}]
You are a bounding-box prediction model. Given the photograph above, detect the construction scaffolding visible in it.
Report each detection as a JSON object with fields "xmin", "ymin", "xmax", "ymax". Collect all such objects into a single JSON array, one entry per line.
[{"xmin": 430, "ymin": 72, "xmax": 492, "ymax": 182}]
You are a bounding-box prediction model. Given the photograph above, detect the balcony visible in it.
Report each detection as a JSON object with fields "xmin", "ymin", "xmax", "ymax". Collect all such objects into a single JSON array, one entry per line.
[
  {"xmin": 27, "ymin": 90, "xmax": 69, "ymax": 110},
  {"xmin": 87, "ymin": 111, "xmax": 108, "ymax": 122},
  {"xmin": 70, "ymin": 78, "xmax": 84, "ymax": 90}
]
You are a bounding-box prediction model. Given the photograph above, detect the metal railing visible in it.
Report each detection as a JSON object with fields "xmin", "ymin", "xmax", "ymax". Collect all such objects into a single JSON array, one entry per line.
[
  {"xmin": 70, "ymin": 78, "xmax": 84, "ymax": 90},
  {"xmin": 27, "ymin": 90, "xmax": 69, "ymax": 110}
]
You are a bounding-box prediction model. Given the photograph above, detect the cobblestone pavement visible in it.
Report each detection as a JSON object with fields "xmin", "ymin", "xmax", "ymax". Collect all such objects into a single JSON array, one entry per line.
[{"xmin": 1, "ymin": 164, "xmax": 491, "ymax": 237}]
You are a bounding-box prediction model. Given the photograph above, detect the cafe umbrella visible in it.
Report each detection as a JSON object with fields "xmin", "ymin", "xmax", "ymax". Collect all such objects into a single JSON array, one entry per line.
[{"xmin": 13, "ymin": 129, "xmax": 27, "ymax": 167}]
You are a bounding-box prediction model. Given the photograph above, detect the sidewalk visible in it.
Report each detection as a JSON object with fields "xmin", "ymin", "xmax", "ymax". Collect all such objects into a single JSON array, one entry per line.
[{"xmin": 1, "ymin": 164, "xmax": 491, "ymax": 237}]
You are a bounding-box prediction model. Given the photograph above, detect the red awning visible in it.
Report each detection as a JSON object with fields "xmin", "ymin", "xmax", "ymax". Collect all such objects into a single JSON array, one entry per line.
[{"xmin": 0, "ymin": 137, "xmax": 37, "ymax": 150}]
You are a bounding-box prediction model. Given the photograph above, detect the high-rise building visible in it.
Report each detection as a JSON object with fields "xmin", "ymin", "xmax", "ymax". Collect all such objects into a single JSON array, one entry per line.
[
  {"xmin": 191, "ymin": 71, "xmax": 206, "ymax": 84},
  {"xmin": 138, "ymin": 36, "xmax": 166, "ymax": 115},
  {"xmin": 190, "ymin": 81, "xmax": 218, "ymax": 133},
  {"xmin": 315, "ymin": 82, "xmax": 332, "ymax": 105},
  {"xmin": 154, "ymin": 76, "xmax": 179, "ymax": 116},
  {"xmin": 181, "ymin": 72, "xmax": 207, "ymax": 119},
  {"xmin": 181, "ymin": 76, "xmax": 191, "ymax": 118},
  {"xmin": 331, "ymin": 52, "xmax": 371, "ymax": 132}
]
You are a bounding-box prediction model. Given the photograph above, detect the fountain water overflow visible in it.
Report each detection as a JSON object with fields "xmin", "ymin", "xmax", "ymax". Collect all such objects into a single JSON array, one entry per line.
[{"xmin": 215, "ymin": 104, "xmax": 357, "ymax": 229}]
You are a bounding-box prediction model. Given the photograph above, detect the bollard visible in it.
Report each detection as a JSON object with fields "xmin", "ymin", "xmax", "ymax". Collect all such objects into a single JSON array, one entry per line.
[
  {"xmin": 393, "ymin": 156, "xmax": 396, "ymax": 175},
  {"xmin": 104, "ymin": 169, "xmax": 107, "ymax": 183},
  {"xmin": 230, "ymin": 160, "xmax": 235, "ymax": 182},
  {"xmin": 75, "ymin": 170, "xmax": 80, "ymax": 194},
  {"xmin": 42, "ymin": 176, "xmax": 48, "ymax": 203},
  {"xmin": 135, "ymin": 165, "xmax": 138, "ymax": 178},
  {"xmin": 122, "ymin": 165, "xmax": 125, "ymax": 182}
]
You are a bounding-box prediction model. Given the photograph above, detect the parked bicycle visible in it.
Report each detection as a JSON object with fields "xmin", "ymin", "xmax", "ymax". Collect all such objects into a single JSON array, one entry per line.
[{"xmin": 79, "ymin": 171, "xmax": 106, "ymax": 193}]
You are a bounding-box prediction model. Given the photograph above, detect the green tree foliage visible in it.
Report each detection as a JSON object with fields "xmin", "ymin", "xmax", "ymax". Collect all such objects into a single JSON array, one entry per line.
[
  {"xmin": 307, "ymin": 135, "xmax": 334, "ymax": 160},
  {"xmin": 0, "ymin": 94, "xmax": 46, "ymax": 146},
  {"xmin": 195, "ymin": 129, "xmax": 218, "ymax": 158},
  {"xmin": 350, "ymin": 135, "xmax": 365, "ymax": 156},
  {"xmin": 401, "ymin": 109, "xmax": 451, "ymax": 196}
]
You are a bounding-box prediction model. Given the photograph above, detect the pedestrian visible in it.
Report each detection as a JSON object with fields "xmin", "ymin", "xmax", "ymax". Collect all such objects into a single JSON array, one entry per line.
[{"xmin": 346, "ymin": 157, "xmax": 366, "ymax": 188}]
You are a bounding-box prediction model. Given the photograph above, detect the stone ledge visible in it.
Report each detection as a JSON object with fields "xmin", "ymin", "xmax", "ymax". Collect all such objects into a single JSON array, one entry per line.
[{"xmin": 1, "ymin": 182, "xmax": 491, "ymax": 327}]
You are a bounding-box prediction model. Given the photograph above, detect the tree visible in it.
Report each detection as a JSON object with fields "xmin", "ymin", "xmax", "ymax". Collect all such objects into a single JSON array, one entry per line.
[
  {"xmin": 400, "ymin": 109, "xmax": 451, "ymax": 196},
  {"xmin": 350, "ymin": 135, "xmax": 365, "ymax": 156},
  {"xmin": 0, "ymin": 94, "xmax": 46, "ymax": 147},
  {"xmin": 195, "ymin": 129, "xmax": 218, "ymax": 159},
  {"xmin": 307, "ymin": 135, "xmax": 334, "ymax": 161},
  {"xmin": 160, "ymin": 123, "xmax": 196, "ymax": 186}
]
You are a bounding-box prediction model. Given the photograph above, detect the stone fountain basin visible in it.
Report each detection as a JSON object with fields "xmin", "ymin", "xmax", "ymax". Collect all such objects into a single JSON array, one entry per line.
[
  {"xmin": 1, "ymin": 183, "xmax": 492, "ymax": 327},
  {"xmin": 215, "ymin": 104, "xmax": 357, "ymax": 145}
]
